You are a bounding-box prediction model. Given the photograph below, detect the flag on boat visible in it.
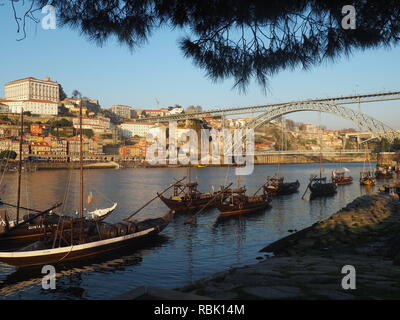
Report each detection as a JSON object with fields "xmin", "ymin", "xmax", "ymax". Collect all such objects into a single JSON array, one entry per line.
[{"xmin": 87, "ymin": 191, "xmax": 94, "ymax": 204}]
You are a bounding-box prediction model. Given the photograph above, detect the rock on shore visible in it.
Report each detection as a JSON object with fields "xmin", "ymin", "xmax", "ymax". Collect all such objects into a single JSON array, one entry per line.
[
  {"xmin": 261, "ymin": 193, "xmax": 400, "ymax": 262},
  {"xmin": 179, "ymin": 194, "xmax": 400, "ymax": 299}
]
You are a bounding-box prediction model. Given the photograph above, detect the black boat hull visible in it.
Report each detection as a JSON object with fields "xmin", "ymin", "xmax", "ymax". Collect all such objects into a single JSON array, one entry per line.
[
  {"xmin": 264, "ymin": 181, "xmax": 300, "ymax": 196},
  {"xmin": 216, "ymin": 200, "xmax": 271, "ymax": 217},
  {"xmin": 159, "ymin": 194, "xmax": 217, "ymax": 212},
  {"xmin": 309, "ymin": 183, "xmax": 337, "ymax": 199}
]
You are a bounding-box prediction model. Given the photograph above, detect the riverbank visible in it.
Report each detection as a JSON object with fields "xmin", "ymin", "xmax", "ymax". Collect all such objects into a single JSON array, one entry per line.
[
  {"xmin": 1, "ymin": 159, "xmax": 369, "ymax": 171},
  {"xmin": 178, "ymin": 192, "xmax": 400, "ymax": 299}
]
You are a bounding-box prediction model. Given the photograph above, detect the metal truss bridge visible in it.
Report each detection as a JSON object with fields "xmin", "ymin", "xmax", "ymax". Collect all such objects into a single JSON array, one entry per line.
[{"xmin": 137, "ymin": 91, "xmax": 400, "ymax": 142}]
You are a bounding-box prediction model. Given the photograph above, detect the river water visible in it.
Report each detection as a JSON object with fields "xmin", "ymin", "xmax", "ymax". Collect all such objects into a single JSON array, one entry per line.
[{"xmin": 0, "ymin": 162, "xmax": 381, "ymax": 299}]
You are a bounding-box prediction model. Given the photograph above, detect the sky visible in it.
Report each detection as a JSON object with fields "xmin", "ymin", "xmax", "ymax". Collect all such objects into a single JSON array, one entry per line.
[{"xmin": 1, "ymin": 1, "xmax": 399, "ymax": 130}]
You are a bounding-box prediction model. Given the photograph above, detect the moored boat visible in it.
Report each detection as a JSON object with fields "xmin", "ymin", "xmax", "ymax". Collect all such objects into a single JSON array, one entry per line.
[
  {"xmin": 216, "ymin": 186, "xmax": 271, "ymax": 218},
  {"xmin": 264, "ymin": 176, "xmax": 300, "ymax": 195},
  {"xmin": 375, "ymin": 165, "xmax": 394, "ymax": 179},
  {"xmin": 158, "ymin": 182, "xmax": 221, "ymax": 212},
  {"xmin": 0, "ymin": 212, "xmax": 171, "ymax": 268},
  {"xmin": 331, "ymin": 170, "xmax": 353, "ymax": 185},
  {"xmin": 308, "ymin": 176, "xmax": 337, "ymax": 199},
  {"xmin": 360, "ymin": 171, "xmax": 375, "ymax": 186}
]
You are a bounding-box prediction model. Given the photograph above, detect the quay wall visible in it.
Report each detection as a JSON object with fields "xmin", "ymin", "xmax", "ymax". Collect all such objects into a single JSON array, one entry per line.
[{"xmin": 0, "ymin": 153, "xmax": 395, "ymax": 170}]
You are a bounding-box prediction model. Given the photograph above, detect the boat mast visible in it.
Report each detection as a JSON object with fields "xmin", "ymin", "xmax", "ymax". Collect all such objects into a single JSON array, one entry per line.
[
  {"xmin": 80, "ymin": 99, "xmax": 83, "ymax": 218},
  {"xmin": 318, "ymin": 112, "xmax": 322, "ymax": 180},
  {"xmin": 276, "ymin": 116, "xmax": 284, "ymax": 177},
  {"xmin": 79, "ymin": 99, "xmax": 84, "ymax": 242},
  {"xmin": 16, "ymin": 108, "xmax": 24, "ymax": 223}
]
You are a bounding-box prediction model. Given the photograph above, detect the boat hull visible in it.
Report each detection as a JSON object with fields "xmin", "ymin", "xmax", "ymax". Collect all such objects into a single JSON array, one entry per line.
[
  {"xmin": 309, "ymin": 183, "xmax": 337, "ymax": 199},
  {"xmin": 0, "ymin": 221, "xmax": 168, "ymax": 268},
  {"xmin": 375, "ymin": 172, "xmax": 393, "ymax": 179},
  {"xmin": 264, "ymin": 181, "xmax": 300, "ymax": 196},
  {"xmin": 159, "ymin": 194, "xmax": 217, "ymax": 212},
  {"xmin": 217, "ymin": 201, "xmax": 271, "ymax": 217},
  {"xmin": 332, "ymin": 177, "xmax": 353, "ymax": 185},
  {"xmin": 360, "ymin": 178, "xmax": 375, "ymax": 186},
  {"xmin": 0, "ymin": 226, "xmax": 48, "ymax": 249}
]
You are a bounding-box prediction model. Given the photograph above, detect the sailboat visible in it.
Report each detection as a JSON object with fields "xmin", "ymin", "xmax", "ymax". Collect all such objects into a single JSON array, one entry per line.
[
  {"xmin": 158, "ymin": 167, "xmax": 221, "ymax": 212},
  {"xmin": 375, "ymin": 151, "xmax": 394, "ymax": 179},
  {"xmin": 360, "ymin": 144, "xmax": 375, "ymax": 186},
  {"xmin": 0, "ymin": 110, "xmax": 117, "ymax": 245},
  {"xmin": 264, "ymin": 176, "xmax": 300, "ymax": 196},
  {"xmin": 308, "ymin": 175, "xmax": 337, "ymax": 199},
  {"xmin": 216, "ymin": 186, "xmax": 271, "ymax": 218},
  {"xmin": 331, "ymin": 150, "xmax": 353, "ymax": 185},
  {"xmin": 264, "ymin": 117, "xmax": 300, "ymax": 196},
  {"xmin": 0, "ymin": 101, "xmax": 170, "ymax": 268},
  {"xmin": 375, "ymin": 164, "xmax": 394, "ymax": 179},
  {"xmin": 302, "ymin": 116, "xmax": 337, "ymax": 200},
  {"xmin": 216, "ymin": 177, "xmax": 272, "ymax": 218}
]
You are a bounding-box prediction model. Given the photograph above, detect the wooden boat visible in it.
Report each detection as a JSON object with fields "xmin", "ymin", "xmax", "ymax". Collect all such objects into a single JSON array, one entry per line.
[
  {"xmin": 264, "ymin": 176, "xmax": 300, "ymax": 195},
  {"xmin": 158, "ymin": 181, "xmax": 221, "ymax": 212},
  {"xmin": 331, "ymin": 148, "xmax": 353, "ymax": 185},
  {"xmin": 216, "ymin": 186, "xmax": 271, "ymax": 218},
  {"xmin": 302, "ymin": 120, "xmax": 337, "ymax": 200},
  {"xmin": 359, "ymin": 144, "xmax": 375, "ymax": 186},
  {"xmin": 360, "ymin": 171, "xmax": 375, "ymax": 186},
  {"xmin": 308, "ymin": 176, "xmax": 337, "ymax": 199},
  {"xmin": 263, "ymin": 118, "xmax": 300, "ymax": 196},
  {"xmin": 375, "ymin": 165, "xmax": 394, "ymax": 179},
  {"xmin": 0, "ymin": 212, "xmax": 171, "ymax": 267},
  {"xmin": 331, "ymin": 170, "xmax": 353, "ymax": 185}
]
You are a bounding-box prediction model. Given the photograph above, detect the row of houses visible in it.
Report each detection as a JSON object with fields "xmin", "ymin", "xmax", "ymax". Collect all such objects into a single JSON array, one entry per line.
[
  {"xmin": 108, "ymin": 105, "xmax": 185, "ymax": 120},
  {"xmin": 0, "ymin": 136, "xmax": 103, "ymax": 158}
]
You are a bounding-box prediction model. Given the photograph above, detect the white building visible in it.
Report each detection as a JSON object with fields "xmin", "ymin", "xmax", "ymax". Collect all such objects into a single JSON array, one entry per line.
[
  {"xmin": 72, "ymin": 116, "xmax": 110, "ymax": 133},
  {"xmin": 0, "ymin": 99, "xmax": 58, "ymax": 115},
  {"xmin": 1, "ymin": 76, "xmax": 60, "ymax": 115},
  {"xmin": 4, "ymin": 76, "xmax": 59, "ymax": 102},
  {"xmin": 120, "ymin": 122, "xmax": 155, "ymax": 138}
]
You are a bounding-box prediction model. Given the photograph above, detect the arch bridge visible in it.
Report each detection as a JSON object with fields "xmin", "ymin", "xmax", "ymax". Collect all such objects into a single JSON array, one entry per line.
[
  {"xmin": 137, "ymin": 90, "xmax": 400, "ymax": 143},
  {"xmin": 242, "ymin": 101, "xmax": 398, "ymax": 142}
]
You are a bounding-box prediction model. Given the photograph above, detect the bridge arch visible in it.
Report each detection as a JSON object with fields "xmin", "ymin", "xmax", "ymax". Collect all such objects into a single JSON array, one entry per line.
[{"xmin": 244, "ymin": 102, "xmax": 397, "ymax": 142}]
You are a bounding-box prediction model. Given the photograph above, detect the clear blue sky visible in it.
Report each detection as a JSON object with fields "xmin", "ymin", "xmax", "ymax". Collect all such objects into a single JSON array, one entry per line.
[{"xmin": 1, "ymin": 1, "xmax": 399, "ymax": 129}]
